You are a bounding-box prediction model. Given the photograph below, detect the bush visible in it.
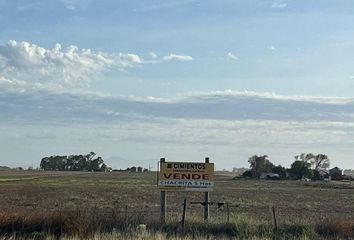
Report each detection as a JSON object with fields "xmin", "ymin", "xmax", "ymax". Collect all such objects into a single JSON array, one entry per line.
[{"xmin": 242, "ymin": 170, "xmax": 253, "ymax": 178}]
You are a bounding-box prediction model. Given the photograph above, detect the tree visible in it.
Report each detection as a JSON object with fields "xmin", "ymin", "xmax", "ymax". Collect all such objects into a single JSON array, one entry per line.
[
  {"xmin": 294, "ymin": 153, "xmax": 330, "ymax": 171},
  {"xmin": 100, "ymin": 163, "xmax": 108, "ymax": 172},
  {"xmin": 242, "ymin": 170, "xmax": 253, "ymax": 178},
  {"xmin": 294, "ymin": 153, "xmax": 315, "ymax": 163},
  {"xmin": 89, "ymin": 156, "xmax": 104, "ymax": 171},
  {"xmin": 40, "ymin": 152, "xmax": 108, "ymax": 171},
  {"xmin": 312, "ymin": 154, "xmax": 330, "ymax": 171},
  {"xmin": 271, "ymin": 165, "xmax": 287, "ymax": 179},
  {"xmin": 288, "ymin": 160, "xmax": 313, "ymax": 179},
  {"xmin": 40, "ymin": 157, "xmax": 51, "ymax": 170},
  {"xmin": 40, "ymin": 155, "xmax": 66, "ymax": 171},
  {"xmin": 248, "ymin": 155, "xmax": 274, "ymax": 179}
]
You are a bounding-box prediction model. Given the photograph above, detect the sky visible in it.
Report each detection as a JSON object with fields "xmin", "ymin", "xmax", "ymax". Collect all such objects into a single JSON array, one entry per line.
[{"xmin": 1, "ymin": 0, "xmax": 354, "ymax": 170}]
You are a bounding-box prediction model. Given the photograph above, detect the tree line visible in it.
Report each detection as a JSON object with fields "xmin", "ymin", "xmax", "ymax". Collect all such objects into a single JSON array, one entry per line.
[
  {"xmin": 243, "ymin": 153, "xmax": 330, "ymax": 180},
  {"xmin": 40, "ymin": 152, "xmax": 108, "ymax": 171}
]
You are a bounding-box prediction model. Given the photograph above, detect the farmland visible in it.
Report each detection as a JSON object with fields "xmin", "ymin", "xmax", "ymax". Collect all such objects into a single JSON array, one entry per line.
[{"xmin": 0, "ymin": 170, "xmax": 353, "ymax": 239}]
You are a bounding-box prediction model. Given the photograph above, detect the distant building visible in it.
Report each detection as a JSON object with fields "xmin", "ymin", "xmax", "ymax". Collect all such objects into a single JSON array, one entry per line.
[
  {"xmin": 232, "ymin": 168, "xmax": 248, "ymax": 175},
  {"xmin": 343, "ymin": 169, "xmax": 354, "ymax": 177},
  {"xmin": 260, "ymin": 173, "xmax": 280, "ymax": 180},
  {"xmin": 342, "ymin": 175, "xmax": 353, "ymax": 180},
  {"xmin": 125, "ymin": 166, "xmax": 148, "ymax": 173},
  {"xmin": 329, "ymin": 167, "xmax": 343, "ymax": 180}
]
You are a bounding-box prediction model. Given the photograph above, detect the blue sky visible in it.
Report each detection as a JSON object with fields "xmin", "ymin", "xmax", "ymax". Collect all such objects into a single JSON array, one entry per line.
[{"xmin": 1, "ymin": 0, "xmax": 354, "ymax": 169}]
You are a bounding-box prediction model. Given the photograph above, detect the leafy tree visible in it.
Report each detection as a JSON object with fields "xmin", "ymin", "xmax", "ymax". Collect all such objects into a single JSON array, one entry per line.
[
  {"xmin": 100, "ymin": 163, "xmax": 108, "ymax": 171},
  {"xmin": 40, "ymin": 152, "xmax": 107, "ymax": 171},
  {"xmin": 242, "ymin": 170, "xmax": 253, "ymax": 178},
  {"xmin": 312, "ymin": 170, "xmax": 322, "ymax": 180},
  {"xmin": 271, "ymin": 165, "xmax": 287, "ymax": 179},
  {"xmin": 294, "ymin": 153, "xmax": 330, "ymax": 171},
  {"xmin": 40, "ymin": 157, "xmax": 51, "ymax": 170},
  {"xmin": 40, "ymin": 156, "xmax": 66, "ymax": 171},
  {"xmin": 89, "ymin": 156, "xmax": 104, "ymax": 171},
  {"xmin": 288, "ymin": 160, "xmax": 313, "ymax": 179},
  {"xmin": 248, "ymin": 155, "xmax": 274, "ymax": 179},
  {"xmin": 75, "ymin": 155, "xmax": 87, "ymax": 171}
]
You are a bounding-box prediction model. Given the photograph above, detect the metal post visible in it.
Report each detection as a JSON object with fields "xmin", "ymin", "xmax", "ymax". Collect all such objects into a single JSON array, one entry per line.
[
  {"xmin": 160, "ymin": 158, "xmax": 166, "ymax": 224},
  {"xmin": 204, "ymin": 157, "xmax": 210, "ymax": 222}
]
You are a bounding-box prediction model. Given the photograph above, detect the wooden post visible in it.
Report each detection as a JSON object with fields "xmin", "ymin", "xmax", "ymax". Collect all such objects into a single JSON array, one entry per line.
[
  {"xmin": 160, "ymin": 158, "xmax": 166, "ymax": 224},
  {"xmin": 160, "ymin": 191, "xmax": 166, "ymax": 224},
  {"xmin": 124, "ymin": 205, "xmax": 128, "ymax": 227},
  {"xmin": 226, "ymin": 202, "xmax": 230, "ymax": 224},
  {"xmin": 181, "ymin": 198, "xmax": 187, "ymax": 232},
  {"xmin": 204, "ymin": 157, "xmax": 210, "ymax": 222},
  {"xmin": 272, "ymin": 206, "xmax": 278, "ymax": 231}
]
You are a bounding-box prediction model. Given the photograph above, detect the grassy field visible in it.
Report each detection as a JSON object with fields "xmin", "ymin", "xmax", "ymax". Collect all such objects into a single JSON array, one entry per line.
[{"xmin": 0, "ymin": 170, "xmax": 353, "ymax": 239}]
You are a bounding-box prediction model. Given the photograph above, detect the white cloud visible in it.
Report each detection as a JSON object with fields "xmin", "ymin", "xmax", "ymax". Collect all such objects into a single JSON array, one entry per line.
[
  {"xmin": 0, "ymin": 40, "xmax": 142, "ymax": 89},
  {"xmin": 269, "ymin": 45, "xmax": 277, "ymax": 51},
  {"xmin": 61, "ymin": 0, "xmax": 76, "ymax": 10},
  {"xmin": 227, "ymin": 52, "xmax": 238, "ymax": 60},
  {"xmin": 118, "ymin": 53, "xmax": 142, "ymax": 64},
  {"xmin": 60, "ymin": 0, "xmax": 93, "ymax": 11},
  {"xmin": 187, "ymin": 90, "xmax": 354, "ymax": 104},
  {"xmin": 0, "ymin": 76, "xmax": 29, "ymax": 90},
  {"xmin": 149, "ymin": 52, "xmax": 158, "ymax": 59},
  {"xmin": 65, "ymin": 5, "xmax": 76, "ymax": 10},
  {"xmin": 163, "ymin": 53, "xmax": 193, "ymax": 62},
  {"xmin": 2, "ymin": 88, "xmax": 354, "ymax": 126},
  {"xmin": 4, "ymin": 115, "xmax": 354, "ymax": 168},
  {"xmin": 271, "ymin": 3, "xmax": 287, "ymax": 9},
  {"xmin": 2, "ymin": 89, "xmax": 354, "ymax": 169}
]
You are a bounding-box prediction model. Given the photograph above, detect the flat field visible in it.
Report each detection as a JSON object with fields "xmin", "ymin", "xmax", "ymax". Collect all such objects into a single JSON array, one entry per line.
[{"xmin": 0, "ymin": 170, "xmax": 353, "ymax": 225}]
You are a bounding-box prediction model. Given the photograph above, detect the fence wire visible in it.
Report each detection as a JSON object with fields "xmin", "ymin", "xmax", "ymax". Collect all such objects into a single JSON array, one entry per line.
[{"xmin": 2, "ymin": 201, "xmax": 352, "ymax": 225}]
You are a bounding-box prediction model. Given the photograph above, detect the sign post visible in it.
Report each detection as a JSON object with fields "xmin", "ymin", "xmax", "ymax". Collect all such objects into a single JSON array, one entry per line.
[
  {"xmin": 158, "ymin": 157, "xmax": 214, "ymax": 223},
  {"xmin": 160, "ymin": 158, "xmax": 166, "ymax": 224},
  {"xmin": 204, "ymin": 157, "xmax": 210, "ymax": 221}
]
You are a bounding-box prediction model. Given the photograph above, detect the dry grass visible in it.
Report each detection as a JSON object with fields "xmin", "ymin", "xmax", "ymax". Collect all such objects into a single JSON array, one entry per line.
[
  {"xmin": 0, "ymin": 170, "xmax": 353, "ymax": 239},
  {"xmin": 316, "ymin": 218, "xmax": 354, "ymax": 239}
]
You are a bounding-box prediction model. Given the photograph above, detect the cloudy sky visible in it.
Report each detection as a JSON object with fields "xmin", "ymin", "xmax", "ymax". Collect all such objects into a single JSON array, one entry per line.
[{"xmin": 1, "ymin": 0, "xmax": 354, "ymax": 170}]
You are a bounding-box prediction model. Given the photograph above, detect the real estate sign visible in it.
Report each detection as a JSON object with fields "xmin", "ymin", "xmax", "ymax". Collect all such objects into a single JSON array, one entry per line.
[{"xmin": 158, "ymin": 161, "xmax": 214, "ymax": 191}]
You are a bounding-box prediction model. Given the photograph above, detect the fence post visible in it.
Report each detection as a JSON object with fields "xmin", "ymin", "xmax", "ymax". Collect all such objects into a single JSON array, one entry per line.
[
  {"xmin": 204, "ymin": 157, "xmax": 210, "ymax": 222},
  {"xmin": 160, "ymin": 158, "xmax": 166, "ymax": 224},
  {"xmin": 272, "ymin": 206, "xmax": 278, "ymax": 231},
  {"xmin": 124, "ymin": 205, "xmax": 128, "ymax": 227},
  {"xmin": 181, "ymin": 198, "xmax": 187, "ymax": 232},
  {"xmin": 226, "ymin": 202, "xmax": 230, "ymax": 224}
]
